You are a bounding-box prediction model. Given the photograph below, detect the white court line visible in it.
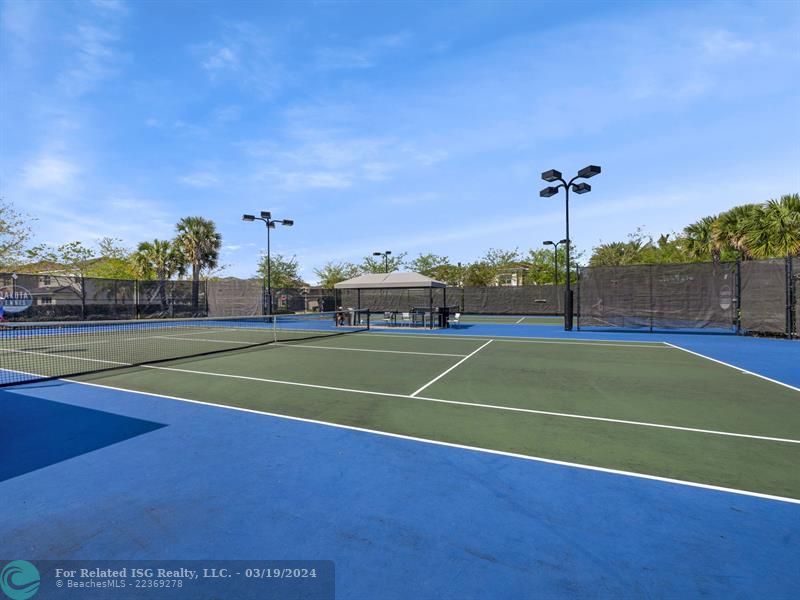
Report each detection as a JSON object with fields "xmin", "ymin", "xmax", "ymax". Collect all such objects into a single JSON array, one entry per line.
[
  {"xmin": 515, "ymin": 317, "xmax": 526, "ymax": 324},
  {"xmin": 140, "ymin": 363, "xmax": 800, "ymax": 445},
  {"xmin": 5, "ymin": 347, "xmax": 130, "ymax": 366},
  {"xmin": 50, "ymin": 377, "xmax": 800, "ymax": 505},
  {"xmin": 152, "ymin": 335, "xmax": 252, "ymax": 345},
  {"xmin": 663, "ymin": 342, "xmax": 800, "ymax": 393},
  {"xmin": 410, "ymin": 340, "xmax": 494, "ymax": 397},
  {"xmin": 365, "ymin": 331, "xmax": 667, "ymax": 348},
  {"xmin": 274, "ymin": 342, "xmax": 466, "ymax": 358}
]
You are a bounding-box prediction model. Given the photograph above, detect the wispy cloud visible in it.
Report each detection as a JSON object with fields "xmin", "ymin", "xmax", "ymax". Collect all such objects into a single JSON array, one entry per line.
[
  {"xmin": 195, "ymin": 22, "xmax": 285, "ymax": 98},
  {"xmin": 315, "ymin": 32, "xmax": 410, "ymax": 70},
  {"xmin": 179, "ymin": 171, "xmax": 221, "ymax": 188},
  {"xmin": 21, "ymin": 156, "xmax": 81, "ymax": 190}
]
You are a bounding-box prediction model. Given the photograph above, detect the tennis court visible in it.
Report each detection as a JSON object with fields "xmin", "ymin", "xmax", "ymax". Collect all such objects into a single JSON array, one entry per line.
[
  {"xmin": 2, "ymin": 314, "xmax": 799, "ymax": 597},
  {"xmin": 458, "ymin": 314, "xmax": 562, "ymax": 325}
]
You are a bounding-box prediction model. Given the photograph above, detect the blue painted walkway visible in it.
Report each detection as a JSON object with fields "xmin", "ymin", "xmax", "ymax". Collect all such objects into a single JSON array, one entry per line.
[{"xmin": 2, "ymin": 380, "xmax": 798, "ymax": 599}]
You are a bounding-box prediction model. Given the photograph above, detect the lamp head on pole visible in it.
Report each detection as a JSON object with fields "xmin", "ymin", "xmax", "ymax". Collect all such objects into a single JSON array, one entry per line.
[
  {"xmin": 242, "ymin": 214, "xmax": 256, "ymax": 222},
  {"xmin": 542, "ymin": 240, "xmax": 554, "ymax": 246},
  {"xmin": 559, "ymin": 239, "xmax": 568, "ymax": 245},
  {"xmin": 281, "ymin": 219, "xmax": 294, "ymax": 226},
  {"xmin": 539, "ymin": 186, "xmax": 560, "ymax": 198},
  {"xmin": 577, "ymin": 165, "xmax": 601, "ymax": 179},
  {"xmin": 260, "ymin": 211, "xmax": 272, "ymax": 219},
  {"xmin": 572, "ymin": 182, "xmax": 591, "ymax": 194},
  {"xmin": 541, "ymin": 169, "xmax": 562, "ymax": 182}
]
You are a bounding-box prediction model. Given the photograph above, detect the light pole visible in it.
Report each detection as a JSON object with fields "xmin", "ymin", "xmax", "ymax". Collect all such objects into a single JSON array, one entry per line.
[
  {"xmin": 243, "ymin": 211, "xmax": 294, "ymax": 315},
  {"xmin": 542, "ymin": 239, "xmax": 568, "ymax": 286},
  {"xmin": 373, "ymin": 250, "xmax": 392, "ymax": 273},
  {"xmin": 540, "ymin": 165, "xmax": 601, "ymax": 330}
]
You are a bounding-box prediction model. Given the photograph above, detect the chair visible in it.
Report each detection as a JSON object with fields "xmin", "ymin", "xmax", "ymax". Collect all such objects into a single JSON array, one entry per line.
[
  {"xmin": 401, "ymin": 312, "xmax": 411, "ymax": 327},
  {"xmin": 450, "ymin": 312, "xmax": 461, "ymax": 328},
  {"xmin": 383, "ymin": 312, "xmax": 392, "ymax": 327}
]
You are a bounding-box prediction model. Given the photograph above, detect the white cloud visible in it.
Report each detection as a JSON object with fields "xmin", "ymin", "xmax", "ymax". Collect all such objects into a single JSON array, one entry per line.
[
  {"xmin": 179, "ymin": 172, "xmax": 221, "ymax": 188},
  {"xmin": 702, "ymin": 30, "xmax": 756, "ymax": 58},
  {"xmin": 194, "ymin": 23, "xmax": 284, "ymax": 98},
  {"xmin": 21, "ymin": 156, "xmax": 80, "ymax": 190},
  {"xmin": 202, "ymin": 46, "xmax": 239, "ymax": 72}
]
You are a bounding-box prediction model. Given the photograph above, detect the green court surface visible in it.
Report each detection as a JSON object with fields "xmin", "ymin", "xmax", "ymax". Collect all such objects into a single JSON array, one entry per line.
[
  {"xmin": 75, "ymin": 331, "xmax": 800, "ymax": 500},
  {"xmin": 459, "ymin": 314, "xmax": 562, "ymax": 324}
]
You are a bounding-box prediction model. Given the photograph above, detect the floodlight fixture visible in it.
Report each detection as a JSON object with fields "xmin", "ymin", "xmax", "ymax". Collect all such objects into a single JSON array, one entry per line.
[
  {"xmin": 577, "ymin": 165, "xmax": 601, "ymax": 179},
  {"xmin": 572, "ymin": 182, "xmax": 591, "ymax": 194},
  {"xmin": 542, "ymin": 240, "xmax": 554, "ymax": 246},
  {"xmin": 242, "ymin": 210, "xmax": 294, "ymax": 315},
  {"xmin": 541, "ymin": 169, "xmax": 562, "ymax": 182},
  {"xmin": 540, "ymin": 186, "xmax": 560, "ymax": 198}
]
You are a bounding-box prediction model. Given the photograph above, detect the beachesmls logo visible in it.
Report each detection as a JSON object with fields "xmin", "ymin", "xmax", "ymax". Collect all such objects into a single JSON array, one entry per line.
[
  {"xmin": 0, "ymin": 286, "xmax": 33, "ymax": 314},
  {"xmin": 0, "ymin": 561, "xmax": 40, "ymax": 600}
]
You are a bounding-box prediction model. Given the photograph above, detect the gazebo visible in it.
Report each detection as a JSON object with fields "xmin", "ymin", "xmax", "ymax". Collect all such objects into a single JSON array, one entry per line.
[{"xmin": 334, "ymin": 272, "xmax": 453, "ymax": 328}]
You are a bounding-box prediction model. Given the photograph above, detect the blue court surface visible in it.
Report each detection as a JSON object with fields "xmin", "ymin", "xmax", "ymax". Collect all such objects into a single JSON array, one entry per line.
[{"xmin": 1, "ymin": 323, "xmax": 799, "ymax": 599}]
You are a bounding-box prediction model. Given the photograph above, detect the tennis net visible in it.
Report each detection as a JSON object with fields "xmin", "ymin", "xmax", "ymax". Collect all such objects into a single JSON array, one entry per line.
[{"xmin": 0, "ymin": 310, "xmax": 370, "ymax": 387}]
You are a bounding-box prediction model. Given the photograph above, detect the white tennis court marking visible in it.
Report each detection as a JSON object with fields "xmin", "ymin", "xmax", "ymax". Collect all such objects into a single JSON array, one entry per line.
[
  {"xmin": 515, "ymin": 317, "xmax": 526, "ymax": 324},
  {"xmin": 410, "ymin": 340, "xmax": 493, "ymax": 397},
  {"xmin": 54, "ymin": 378, "xmax": 800, "ymax": 505},
  {"xmin": 138, "ymin": 362, "xmax": 800, "ymax": 445},
  {"xmin": 663, "ymin": 342, "xmax": 800, "ymax": 393},
  {"xmin": 273, "ymin": 342, "xmax": 467, "ymax": 358},
  {"xmin": 365, "ymin": 331, "xmax": 667, "ymax": 348},
  {"xmin": 4, "ymin": 347, "xmax": 130, "ymax": 366}
]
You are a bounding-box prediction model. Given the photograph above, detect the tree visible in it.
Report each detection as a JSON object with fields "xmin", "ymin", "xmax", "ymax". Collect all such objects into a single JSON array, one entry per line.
[
  {"xmin": 257, "ymin": 253, "xmax": 305, "ymax": 288},
  {"xmin": 28, "ymin": 241, "xmax": 96, "ymax": 275},
  {"xmin": 314, "ymin": 261, "xmax": 361, "ymax": 288},
  {"xmin": 712, "ymin": 204, "xmax": 760, "ymax": 259},
  {"xmin": 132, "ymin": 240, "xmax": 182, "ymax": 308},
  {"xmin": 741, "ymin": 194, "xmax": 800, "ymax": 258},
  {"xmin": 85, "ymin": 237, "xmax": 137, "ymax": 279},
  {"xmin": 360, "ymin": 252, "xmax": 407, "ymax": 273},
  {"xmin": 0, "ymin": 199, "xmax": 33, "ymax": 267},
  {"xmin": 481, "ymin": 248, "xmax": 521, "ymax": 270},
  {"xmin": 683, "ymin": 216, "xmax": 720, "ymax": 262},
  {"xmin": 407, "ymin": 253, "xmax": 450, "ymax": 277},
  {"xmin": 174, "ymin": 216, "xmax": 222, "ymax": 310},
  {"xmin": 463, "ymin": 262, "xmax": 496, "ymax": 286}
]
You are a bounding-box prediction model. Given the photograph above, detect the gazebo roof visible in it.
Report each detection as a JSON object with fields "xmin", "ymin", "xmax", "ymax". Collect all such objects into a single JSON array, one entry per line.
[{"xmin": 333, "ymin": 272, "xmax": 446, "ymax": 289}]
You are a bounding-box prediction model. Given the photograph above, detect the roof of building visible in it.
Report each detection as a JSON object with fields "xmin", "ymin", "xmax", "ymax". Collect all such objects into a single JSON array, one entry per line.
[{"xmin": 333, "ymin": 272, "xmax": 446, "ymax": 289}]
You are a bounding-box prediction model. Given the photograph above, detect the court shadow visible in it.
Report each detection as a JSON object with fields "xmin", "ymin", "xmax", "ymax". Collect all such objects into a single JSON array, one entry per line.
[{"xmin": 0, "ymin": 390, "xmax": 166, "ymax": 482}]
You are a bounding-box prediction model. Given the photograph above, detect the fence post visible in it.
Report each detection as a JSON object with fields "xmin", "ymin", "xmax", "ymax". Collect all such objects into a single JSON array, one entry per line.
[
  {"xmin": 735, "ymin": 259, "xmax": 742, "ymax": 335},
  {"xmin": 649, "ymin": 264, "xmax": 654, "ymax": 333},
  {"xmin": 786, "ymin": 256, "xmax": 793, "ymax": 338},
  {"xmin": 576, "ymin": 269, "xmax": 581, "ymax": 329}
]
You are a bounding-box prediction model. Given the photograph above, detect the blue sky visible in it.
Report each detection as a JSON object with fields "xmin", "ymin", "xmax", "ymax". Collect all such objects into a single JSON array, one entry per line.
[{"xmin": 1, "ymin": 0, "xmax": 798, "ymax": 282}]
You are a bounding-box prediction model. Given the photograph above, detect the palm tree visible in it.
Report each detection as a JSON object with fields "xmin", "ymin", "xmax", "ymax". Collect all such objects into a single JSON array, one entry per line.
[
  {"xmin": 683, "ymin": 215, "xmax": 720, "ymax": 262},
  {"xmin": 174, "ymin": 217, "xmax": 222, "ymax": 310},
  {"xmin": 712, "ymin": 204, "xmax": 760, "ymax": 259},
  {"xmin": 132, "ymin": 240, "xmax": 181, "ymax": 309},
  {"xmin": 741, "ymin": 194, "xmax": 800, "ymax": 259}
]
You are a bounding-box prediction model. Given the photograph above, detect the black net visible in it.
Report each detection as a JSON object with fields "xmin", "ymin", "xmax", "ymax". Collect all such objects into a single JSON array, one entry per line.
[
  {"xmin": 207, "ymin": 279, "xmax": 264, "ymax": 317},
  {"xmin": 740, "ymin": 259, "xmax": 788, "ymax": 335},
  {"xmin": 461, "ymin": 286, "xmax": 564, "ymax": 315},
  {"xmin": 577, "ymin": 262, "xmax": 737, "ymax": 331},
  {"xmin": 0, "ymin": 311, "xmax": 370, "ymax": 387}
]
